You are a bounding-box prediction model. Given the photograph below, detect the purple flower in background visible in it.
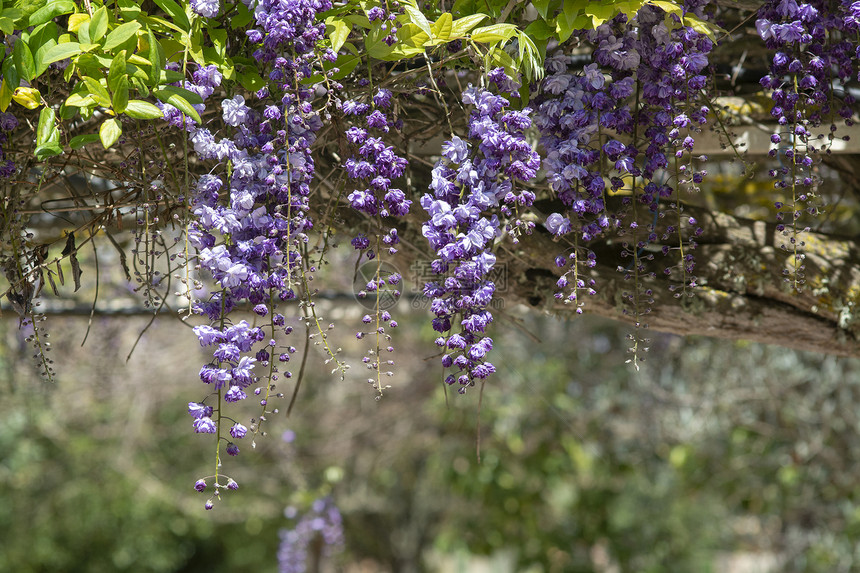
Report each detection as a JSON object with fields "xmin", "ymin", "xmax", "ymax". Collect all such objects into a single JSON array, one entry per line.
[
  {"xmin": 191, "ymin": 0, "xmax": 219, "ymax": 17},
  {"xmin": 278, "ymin": 498, "xmax": 345, "ymax": 573}
]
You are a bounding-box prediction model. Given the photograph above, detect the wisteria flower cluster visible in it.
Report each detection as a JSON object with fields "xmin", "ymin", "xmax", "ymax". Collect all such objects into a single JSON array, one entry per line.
[
  {"xmin": 178, "ymin": 0, "xmax": 332, "ymax": 506},
  {"xmin": 0, "ymin": 111, "xmax": 18, "ymax": 178},
  {"xmin": 756, "ymin": 0, "xmax": 860, "ymax": 289},
  {"xmin": 421, "ymin": 75, "xmax": 540, "ymax": 391},
  {"xmin": 342, "ymin": 88, "xmax": 409, "ymax": 392},
  {"xmin": 535, "ymin": 3, "xmax": 712, "ymax": 312}
]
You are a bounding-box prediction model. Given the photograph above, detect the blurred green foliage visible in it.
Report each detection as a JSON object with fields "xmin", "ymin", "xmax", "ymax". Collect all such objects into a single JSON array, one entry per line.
[{"xmin": 3, "ymin": 309, "xmax": 860, "ymax": 572}]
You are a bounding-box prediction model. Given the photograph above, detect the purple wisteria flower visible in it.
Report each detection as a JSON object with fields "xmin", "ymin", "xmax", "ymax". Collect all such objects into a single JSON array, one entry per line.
[
  {"xmin": 421, "ymin": 73, "xmax": 539, "ymax": 391},
  {"xmin": 191, "ymin": 0, "xmax": 219, "ymax": 18},
  {"xmin": 177, "ymin": 0, "xmax": 335, "ymax": 496},
  {"xmin": 278, "ymin": 498, "xmax": 345, "ymax": 573}
]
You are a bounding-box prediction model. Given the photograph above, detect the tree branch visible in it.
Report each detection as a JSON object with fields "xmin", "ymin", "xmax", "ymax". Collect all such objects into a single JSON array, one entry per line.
[{"xmin": 507, "ymin": 205, "xmax": 860, "ymax": 357}]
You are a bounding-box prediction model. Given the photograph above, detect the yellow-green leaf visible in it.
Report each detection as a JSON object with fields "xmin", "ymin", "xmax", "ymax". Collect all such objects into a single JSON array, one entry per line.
[
  {"xmin": 12, "ymin": 86, "xmax": 41, "ymax": 109},
  {"xmin": 430, "ymin": 12, "xmax": 452, "ymax": 42},
  {"xmin": 0, "ymin": 79, "xmax": 12, "ymax": 112},
  {"xmin": 471, "ymin": 23, "xmax": 517, "ymax": 44},
  {"xmin": 401, "ymin": 0, "xmax": 431, "ymax": 37},
  {"xmin": 112, "ymin": 76, "xmax": 129, "ymax": 113},
  {"xmin": 82, "ymin": 76, "xmax": 111, "ymax": 107},
  {"xmin": 68, "ymin": 13, "xmax": 89, "ymax": 34},
  {"xmin": 450, "ymin": 13, "xmax": 487, "ymax": 38},
  {"xmin": 124, "ymin": 99, "xmax": 163, "ymax": 119},
  {"xmin": 90, "ymin": 5, "xmax": 109, "ymax": 43},
  {"xmin": 99, "ymin": 118, "xmax": 122, "ymax": 148},
  {"xmin": 103, "ymin": 21, "xmax": 141, "ymax": 51},
  {"xmin": 64, "ymin": 92, "xmax": 96, "ymax": 107},
  {"xmin": 41, "ymin": 41, "xmax": 82, "ymax": 65},
  {"xmin": 154, "ymin": 90, "xmax": 201, "ymax": 123},
  {"xmin": 326, "ymin": 17, "xmax": 351, "ymax": 53}
]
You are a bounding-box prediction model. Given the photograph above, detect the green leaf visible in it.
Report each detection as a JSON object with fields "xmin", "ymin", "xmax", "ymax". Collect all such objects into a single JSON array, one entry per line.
[
  {"xmin": 29, "ymin": 22, "xmax": 58, "ymax": 76},
  {"xmin": 111, "ymin": 76, "xmax": 129, "ymax": 113},
  {"xmin": 365, "ymin": 27, "xmax": 394, "ymax": 59},
  {"xmin": 64, "ymin": 92, "xmax": 96, "ymax": 107},
  {"xmin": 0, "ymin": 79, "xmax": 12, "ymax": 112},
  {"xmin": 565, "ymin": 0, "xmax": 584, "ymax": 22},
  {"xmin": 648, "ymin": 0, "xmax": 683, "ymax": 15},
  {"xmin": 103, "ymin": 21, "xmax": 141, "ymax": 51},
  {"xmin": 401, "ymin": 0, "xmax": 432, "ymax": 37},
  {"xmin": 208, "ymin": 26, "xmax": 227, "ymax": 58},
  {"xmin": 41, "ymin": 41, "xmax": 81, "ymax": 65},
  {"xmin": 156, "ymin": 69, "xmax": 186, "ymax": 84},
  {"xmin": 532, "ymin": 0, "xmax": 558, "ymax": 20},
  {"xmin": 147, "ymin": 29, "xmax": 164, "ymax": 86},
  {"xmin": 28, "ymin": 0, "xmax": 75, "ymax": 27},
  {"xmin": 487, "ymin": 45, "xmax": 515, "ymax": 72},
  {"xmin": 471, "ymin": 23, "xmax": 517, "ymax": 43},
  {"xmin": 82, "ymin": 76, "xmax": 111, "ymax": 107},
  {"xmin": 517, "ymin": 30, "xmax": 543, "ymax": 81},
  {"xmin": 117, "ymin": 0, "xmax": 142, "ymax": 21},
  {"xmin": 77, "ymin": 20, "xmax": 91, "ymax": 44},
  {"xmin": 524, "ymin": 19, "xmax": 554, "ymax": 40},
  {"xmin": 124, "ymin": 99, "xmax": 163, "ymax": 119},
  {"xmin": 326, "ymin": 16, "xmax": 351, "ymax": 53},
  {"xmin": 154, "ymin": 90, "xmax": 201, "ymax": 123},
  {"xmin": 230, "ymin": 2, "xmax": 252, "ymax": 28},
  {"xmin": 430, "ymin": 12, "xmax": 452, "ymax": 42},
  {"xmin": 89, "ymin": 5, "xmax": 108, "ymax": 43},
  {"xmin": 12, "ymin": 86, "xmax": 41, "ymax": 109},
  {"xmin": 2, "ymin": 57, "xmax": 19, "ymax": 90},
  {"xmin": 450, "ymin": 13, "xmax": 487, "ymax": 38},
  {"xmin": 13, "ymin": 37, "xmax": 35, "ymax": 82},
  {"xmin": 69, "ymin": 133, "xmax": 101, "ymax": 149},
  {"xmin": 396, "ymin": 23, "xmax": 429, "ymax": 51},
  {"xmin": 152, "ymin": 0, "xmax": 190, "ymax": 32},
  {"xmin": 344, "ymin": 14, "xmax": 371, "ymax": 29},
  {"xmin": 34, "ymin": 142, "xmax": 63, "ymax": 160},
  {"xmin": 107, "ymin": 51, "xmax": 127, "ymax": 93},
  {"xmin": 0, "ymin": 16, "xmax": 15, "ymax": 35},
  {"xmin": 0, "ymin": 8, "xmax": 24, "ymax": 24},
  {"xmin": 154, "ymin": 85, "xmax": 203, "ymax": 105},
  {"xmin": 99, "ymin": 117, "xmax": 122, "ymax": 148},
  {"xmin": 329, "ymin": 48, "xmax": 360, "ymax": 79},
  {"xmin": 28, "ymin": 20, "xmax": 58, "ymax": 50},
  {"xmin": 130, "ymin": 76, "xmax": 150, "ymax": 97},
  {"xmin": 238, "ymin": 69, "xmax": 265, "ymax": 92},
  {"xmin": 36, "ymin": 106, "xmax": 57, "ymax": 146}
]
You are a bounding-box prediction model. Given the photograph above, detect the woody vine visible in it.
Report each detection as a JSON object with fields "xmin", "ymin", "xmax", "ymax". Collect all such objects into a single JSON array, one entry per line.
[{"xmin": 1, "ymin": 0, "xmax": 859, "ymax": 508}]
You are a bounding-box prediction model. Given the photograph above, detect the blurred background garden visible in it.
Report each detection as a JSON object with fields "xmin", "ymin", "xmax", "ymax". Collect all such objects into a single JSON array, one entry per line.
[{"xmin": 3, "ymin": 296, "xmax": 860, "ymax": 573}]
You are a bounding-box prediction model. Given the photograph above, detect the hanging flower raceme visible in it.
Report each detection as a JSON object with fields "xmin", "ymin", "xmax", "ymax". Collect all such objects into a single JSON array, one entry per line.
[
  {"xmin": 341, "ymin": 88, "xmax": 409, "ymax": 393},
  {"xmin": 756, "ymin": 0, "xmax": 859, "ymax": 290},
  {"xmin": 0, "ymin": 111, "xmax": 18, "ymax": 178},
  {"xmin": 535, "ymin": 5, "xmax": 713, "ymax": 310},
  {"xmin": 177, "ymin": 0, "xmax": 332, "ymax": 508},
  {"xmin": 421, "ymin": 75, "xmax": 539, "ymax": 392}
]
